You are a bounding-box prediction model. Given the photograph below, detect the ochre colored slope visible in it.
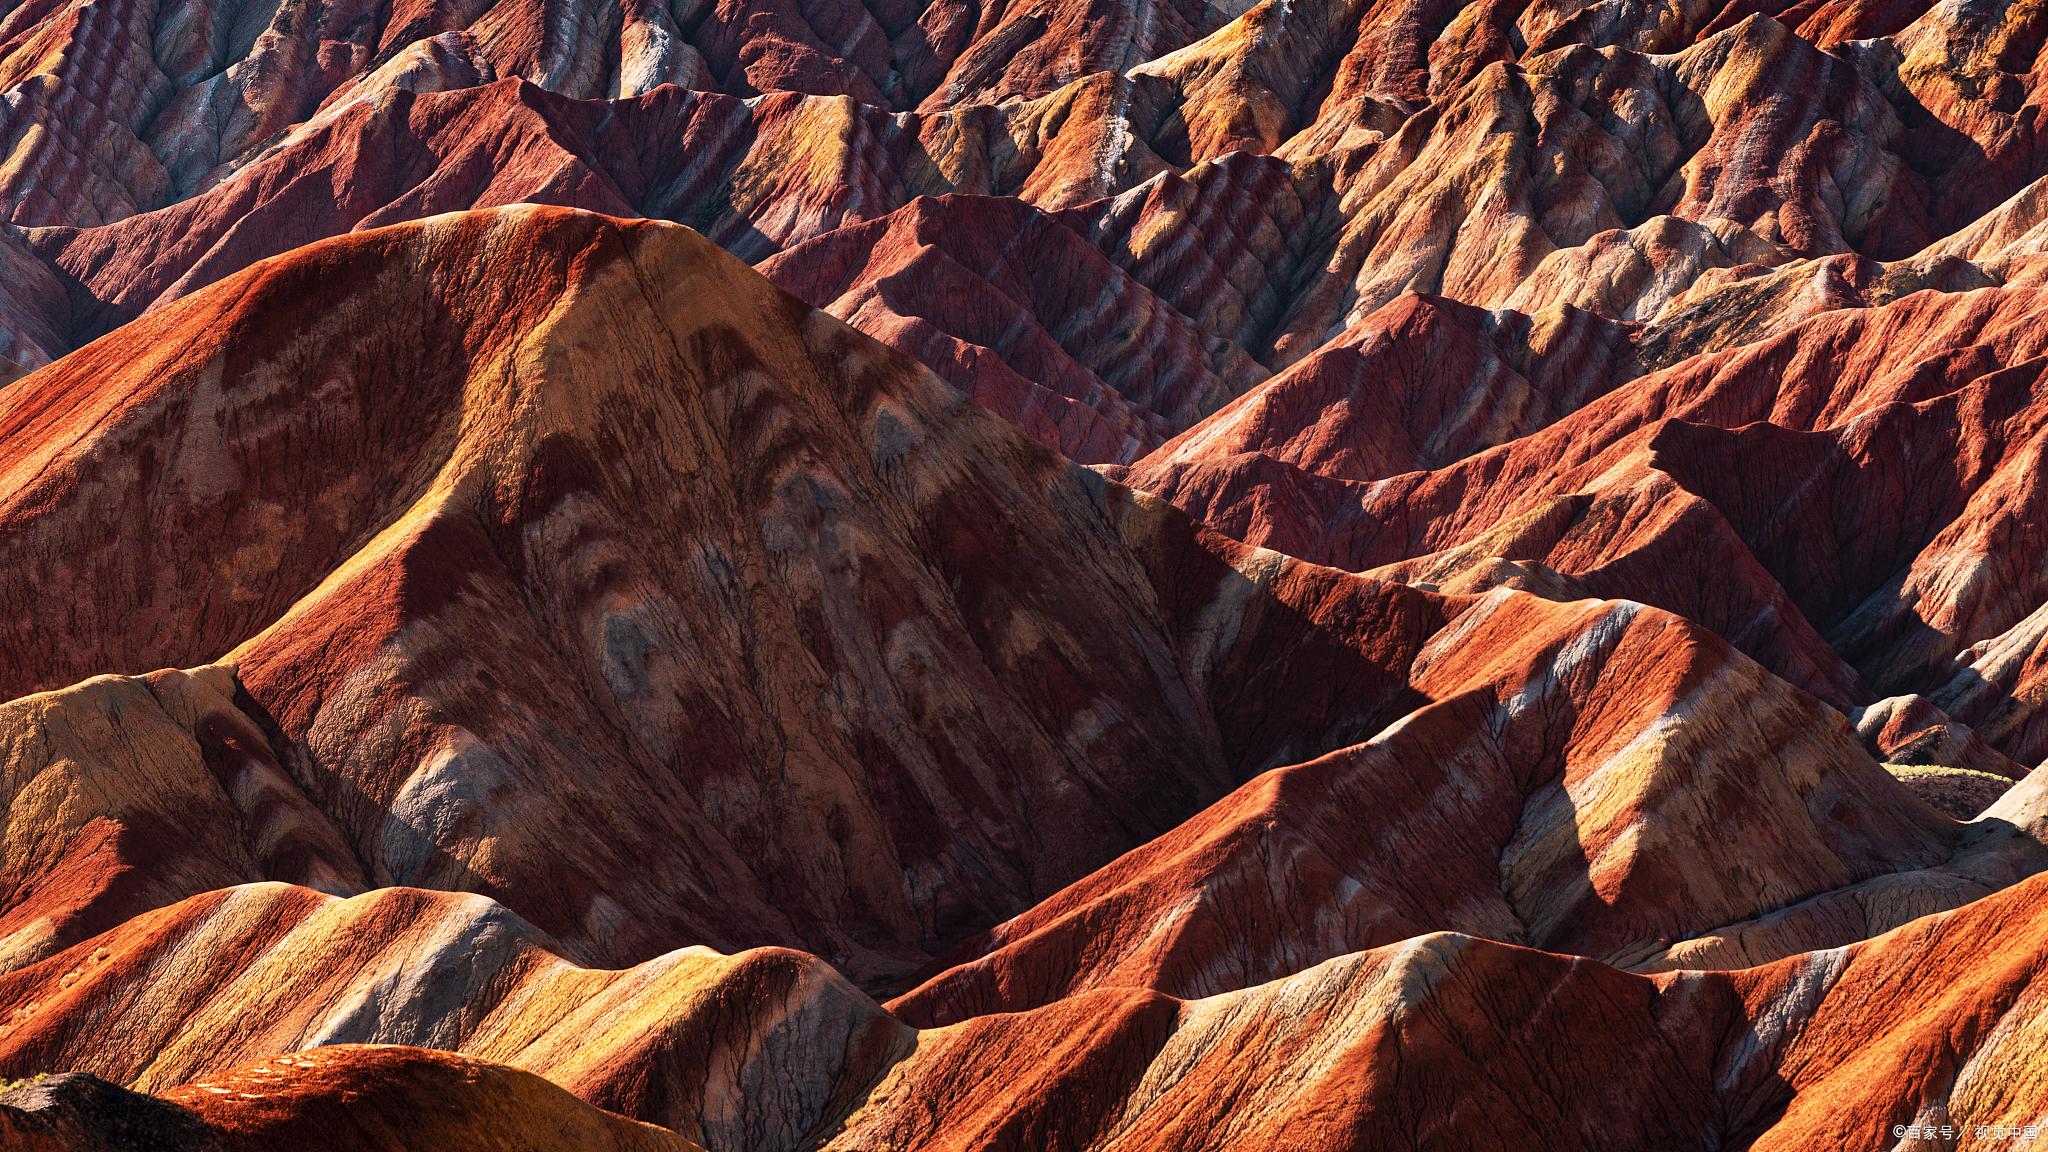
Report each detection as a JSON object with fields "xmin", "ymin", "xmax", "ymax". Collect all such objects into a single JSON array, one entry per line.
[{"xmin": 0, "ymin": 666, "xmax": 362, "ymax": 973}]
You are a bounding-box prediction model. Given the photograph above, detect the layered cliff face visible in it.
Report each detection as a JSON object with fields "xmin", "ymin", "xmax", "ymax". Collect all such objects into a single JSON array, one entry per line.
[{"xmin": 10, "ymin": 0, "xmax": 2048, "ymax": 1145}]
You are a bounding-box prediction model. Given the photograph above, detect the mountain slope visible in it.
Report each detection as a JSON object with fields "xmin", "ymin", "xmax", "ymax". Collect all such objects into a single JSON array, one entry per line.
[
  {"xmin": 1125, "ymin": 285, "xmax": 2048, "ymax": 767},
  {"xmin": 0, "ymin": 205, "xmax": 1458, "ymax": 988},
  {"xmin": 1, "ymin": 1046, "xmax": 704, "ymax": 1152},
  {"xmin": 15, "ymin": 868, "xmax": 2048, "ymax": 1150},
  {"xmin": 10, "ymin": 0, "xmax": 2048, "ymax": 1143}
]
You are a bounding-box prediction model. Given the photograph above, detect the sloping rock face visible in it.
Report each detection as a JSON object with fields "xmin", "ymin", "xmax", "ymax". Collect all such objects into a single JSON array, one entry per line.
[
  {"xmin": 0, "ymin": 885, "xmax": 900, "ymax": 1147},
  {"xmin": 14, "ymin": 873, "xmax": 2048, "ymax": 1151},
  {"xmin": 756, "ymin": 194, "xmax": 1272, "ymax": 462},
  {"xmin": 0, "ymin": 207, "xmax": 1462, "ymax": 989},
  {"xmin": 0, "ymin": 666, "xmax": 364, "ymax": 973},
  {"xmin": 1, "ymin": 204, "xmax": 2047, "ymax": 1149},
  {"xmin": 886, "ymin": 590, "xmax": 1983, "ymax": 1021},
  {"xmin": 1126, "ymin": 286, "xmax": 2048, "ymax": 768},
  {"xmin": 11, "ymin": 0, "xmax": 2048, "ymax": 1144}
]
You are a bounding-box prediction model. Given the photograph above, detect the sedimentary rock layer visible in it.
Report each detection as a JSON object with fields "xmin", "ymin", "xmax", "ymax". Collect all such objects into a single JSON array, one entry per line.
[
  {"xmin": 13, "ymin": 871, "xmax": 2048, "ymax": 1150},
  {"xmin": 8, "ymin": 0, "xmax": 2048, "ymax": 1140},
  {"xmin": 0, "ymin": 206, "xmax": 1459, "ymax": 989}
]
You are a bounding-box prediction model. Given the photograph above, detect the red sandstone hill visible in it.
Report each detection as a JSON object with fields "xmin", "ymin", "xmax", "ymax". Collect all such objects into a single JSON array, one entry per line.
[
  {"xmin": 13, "ymin": 871, "xmax": 2048, "ymax": 1150},
  {"xmin": 10, "ymin": 0, "xmax": 2048, "ymax": 1143},
  {"xmin": 1, "ymin": 204, "xmax": 2014, "ymax": 1004},
  {"xmin": 887, "ymin": 589, "xmax": 2035, "ymax": 1022},
  {"xmin": 1124, "ymin": 285, "xmax": 2048, "ymax": 768},
  {"xmin": 8, "ymin": 0, "xmax": 2048, "ymax": 466},
  {"xmin": 757, "ymin": 192, "xmax": 1273, "ymax": 462},
  {"xmin": 0, "ymin": 202, "xmax": 2045, "ymax": 1150},
  {"xmin": 0, "ymin": 206, "xmax": 1475, "ymax": 989}
]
